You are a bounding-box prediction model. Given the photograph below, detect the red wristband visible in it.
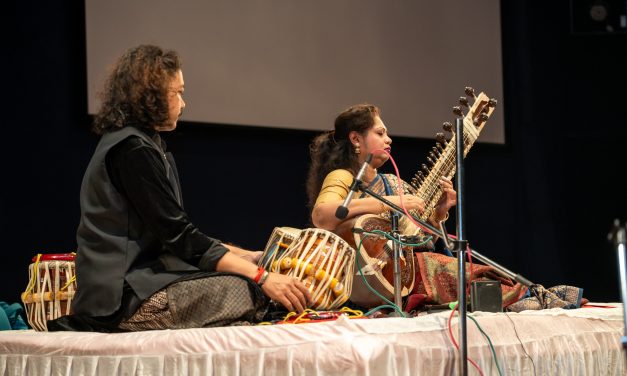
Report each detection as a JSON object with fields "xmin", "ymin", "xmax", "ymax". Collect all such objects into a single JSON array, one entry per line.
[{"xmin": 253, "ymin": 267, "xmax": 265, "ymax": 284}]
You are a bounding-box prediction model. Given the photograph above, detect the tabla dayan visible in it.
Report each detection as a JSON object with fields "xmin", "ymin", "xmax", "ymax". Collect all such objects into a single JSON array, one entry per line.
[
  {"xmin": 21, "ymin": 253, "xmax": 77, "ymax": 331},
  {"xmin": 272, "ymin": 228, "xmax": 356, "ymax": 310}
]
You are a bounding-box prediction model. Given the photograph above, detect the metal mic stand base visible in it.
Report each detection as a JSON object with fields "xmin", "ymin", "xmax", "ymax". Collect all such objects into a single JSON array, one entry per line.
[
  {"xmin": 389, "ymin": 210, "xmax": 404, "ymax": 312},
  {"xmin": 355, "ymin": 186, "xmax": 411, "ymax": 314},
  {"xmin": 608, "ymin": 219, "xmax": 627, "ymax": 350}
]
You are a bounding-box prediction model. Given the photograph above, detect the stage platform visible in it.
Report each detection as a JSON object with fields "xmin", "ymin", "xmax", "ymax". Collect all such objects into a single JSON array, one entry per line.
[{"xmin": 0, "ymin": 303, "xmax": 624, "ymax": 375}]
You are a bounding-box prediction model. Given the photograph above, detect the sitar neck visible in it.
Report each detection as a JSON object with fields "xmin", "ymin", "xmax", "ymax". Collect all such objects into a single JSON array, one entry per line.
[{"xmin": 401, "ymin": 90, "xmax": 497, "ymax": 235}]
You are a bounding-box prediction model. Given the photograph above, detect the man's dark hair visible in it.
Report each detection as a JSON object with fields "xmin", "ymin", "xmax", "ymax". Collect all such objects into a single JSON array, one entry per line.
[{"xmin": 92, "ymin": 45, "xmax": 182, "ymax": 134}]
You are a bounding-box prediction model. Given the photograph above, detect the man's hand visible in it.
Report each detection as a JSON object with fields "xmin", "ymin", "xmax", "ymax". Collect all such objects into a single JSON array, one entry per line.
[
  {"xmin": 261, "ymin": 273, "xmax": 312, "ymax": 313},
  {"xmin": 238, "ymin": 250, "xmax": 263, "ymax": 264},
  {"xmin": 224, "ymin": 244, "xmax": 263, "ymax": 264},
  {"xmin": 217, "ymin": 245, "xmax": 311, "ymax": 312}
]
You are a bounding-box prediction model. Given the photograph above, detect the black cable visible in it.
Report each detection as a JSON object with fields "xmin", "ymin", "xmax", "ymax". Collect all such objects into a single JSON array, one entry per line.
[{"xmin": 504, "ymin": 312, "xmax": 537, "ymax": 376}]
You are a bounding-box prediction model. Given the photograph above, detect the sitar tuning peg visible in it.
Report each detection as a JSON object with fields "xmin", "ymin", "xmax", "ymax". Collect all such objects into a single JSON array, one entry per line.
[
  {"xmin": 452, "ymin": 106, "xmax": 464, "ymax": 117},
  {"xmin": 411, "ymin": 171, "xmax": 425, "ymax": 188},
  {"xmin": 464, "ymin": 87, "xmax": 475, "ymax": 97},
  {"xmin": 473, "ymin": 113, "xmax": 490, "ymax": 127},
  {"xmin": 410, "ymin": 177, "xmax": 419, "ymax": 189},
  {"xmin": 488, "ymin": 98, "xmax": 497, "ymax": 107},
  {"xmin": 421, "ymin": 164, "xmax": 430, "ymax": 174},
  {"xmin": 459, "ymin": 96, "xmax": 469, "ymax": 108},
  {"xmin": 436, "ymin": 132, "xmax": 447, "ymax": 144},
  {"xmin": 435, "ymin": 142, "xmax": 444, "ymax": 152},
  {"xmin": 442, "ymin": 122, "xmax": 453, "ymax": 132}
]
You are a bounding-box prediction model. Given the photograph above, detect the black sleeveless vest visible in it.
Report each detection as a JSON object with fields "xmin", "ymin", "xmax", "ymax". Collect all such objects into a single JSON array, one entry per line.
[{"xmin": 72, "ymin": 126, "xmax": 196, "ymax": 317}]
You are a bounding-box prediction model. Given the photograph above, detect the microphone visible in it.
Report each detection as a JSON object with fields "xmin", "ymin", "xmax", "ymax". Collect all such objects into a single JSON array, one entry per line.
[{"xmin": 335, "ymin": 154, "xmax": 373, "ymax": 219}]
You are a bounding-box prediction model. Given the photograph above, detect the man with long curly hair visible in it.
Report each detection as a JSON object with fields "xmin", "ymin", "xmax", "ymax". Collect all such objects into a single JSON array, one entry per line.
[{"xmin": 50, "ymin": 45, "xmax": 310, "ymax": 332}]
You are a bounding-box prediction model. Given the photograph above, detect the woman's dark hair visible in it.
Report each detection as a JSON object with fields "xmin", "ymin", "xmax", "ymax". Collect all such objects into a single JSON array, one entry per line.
[
  {"xmin": 306, "ymin": 103, "xmax": 380, "ymax": 208},
  {"xmin": 92, "ymin": 45, "xmax": 182, "ymax": 134}
]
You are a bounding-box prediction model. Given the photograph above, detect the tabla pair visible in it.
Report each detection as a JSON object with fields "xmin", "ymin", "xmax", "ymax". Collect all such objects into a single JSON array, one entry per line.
[
  {"xmin": 18, "ymin": 228, "xmax": 358, "ymax": 331},
  {"xmin": 259, "ymin": 227, "xmax": 356, "ymax": 310}
]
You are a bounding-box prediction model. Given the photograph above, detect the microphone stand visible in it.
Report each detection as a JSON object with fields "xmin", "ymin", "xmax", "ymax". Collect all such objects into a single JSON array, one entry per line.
[
  {"xmin": 390, "ymin": 209, "xmax": 403, "ymax": 314},
  {"xmin": 454, "ymin": 118, "xmax": 468, "ymax": 376},
  {"xmin": 609, "ymin": 219, "xmax": 627, "ymax": 350},
  {"xmin": 355, "ymin": 187, "xmax": 534, "ymax": 288},
  {"xmin": 354, "ymin": 118, "xmax": 534, "ymax": 376},
  {"xmin": 354, "ymin": 185, "xmax": 425, "ymax": 313}
]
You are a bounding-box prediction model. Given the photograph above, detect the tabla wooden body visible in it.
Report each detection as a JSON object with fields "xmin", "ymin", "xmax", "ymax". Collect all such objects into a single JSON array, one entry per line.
[
  {"xmin": 21, "ymin": 253, "xmax": 77, "ymax": 331},
  {"xmin": 258, "ymin": 227, "xmax": 302, "ymax": 270},
  {"xmin": 343, "ymin": 215, "xmax": 416, "ymax": 308},
  {"xmin": 273, "ymin": 228, "xmax": 355, "ymax": 310}
]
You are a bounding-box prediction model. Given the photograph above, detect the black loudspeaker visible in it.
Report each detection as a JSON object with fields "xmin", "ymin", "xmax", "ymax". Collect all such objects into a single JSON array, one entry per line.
[{"xmin": 470, "ymin": 280, "xmax": 502, "ymax": 313}]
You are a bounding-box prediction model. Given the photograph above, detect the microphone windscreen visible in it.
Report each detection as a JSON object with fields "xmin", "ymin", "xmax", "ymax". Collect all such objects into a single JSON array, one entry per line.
[{"xmin": 335, "ymin": 206, "xmax": 349, "ymax": 219}]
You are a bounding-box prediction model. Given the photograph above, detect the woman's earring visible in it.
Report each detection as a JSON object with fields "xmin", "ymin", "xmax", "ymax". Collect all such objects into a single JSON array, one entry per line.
[{"xmin": 354, "ymin": 144, "xmax": 361, "ymax": 154}]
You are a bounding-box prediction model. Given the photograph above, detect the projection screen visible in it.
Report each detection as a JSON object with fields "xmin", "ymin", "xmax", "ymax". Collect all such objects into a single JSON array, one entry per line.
[{"xmin": 86, "ymin": 0, "xmax": 505, "ymax": 143}]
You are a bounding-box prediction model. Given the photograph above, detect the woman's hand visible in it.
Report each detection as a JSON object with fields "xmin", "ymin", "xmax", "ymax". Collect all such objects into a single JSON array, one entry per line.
[
  {"xmin": 387, "ymin": 194, "xmax": 425, "ymax": 213},
  {"xmin": 261, "ymin": 273, "xmax": 312, "ymax": 313},
  {"xmin": 432, "ymin": 178, "xmax": 457, "ymax": 221}
]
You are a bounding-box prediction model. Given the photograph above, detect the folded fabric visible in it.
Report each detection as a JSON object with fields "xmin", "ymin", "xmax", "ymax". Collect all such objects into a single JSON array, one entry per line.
[
  {"xmin": 406, "ymin": 252, "xmax": 528, "ymax": 312},
  {"xmin": 0, "ymin": 307, "xmax": 10, "ymax": 330},
  {"xmin": 505, "ymin": 285, "xmax": 585, "ymax": 312},
  {"xmin": 0, "ymin": 301, "xmax": 29, "ymax": 330}
]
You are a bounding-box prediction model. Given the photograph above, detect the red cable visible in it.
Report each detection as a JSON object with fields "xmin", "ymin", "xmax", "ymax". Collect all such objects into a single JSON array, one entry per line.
[
  {"xmin": 371, "ymin": 149, "xmax": 435, "ymax": 235},
  {"xmin": 447, "ymin": 303, "xmax": 485, "ymax": 376},
  {"xmin": 373, "ymin": 148, "xmax": 483, "ymax": 375}
]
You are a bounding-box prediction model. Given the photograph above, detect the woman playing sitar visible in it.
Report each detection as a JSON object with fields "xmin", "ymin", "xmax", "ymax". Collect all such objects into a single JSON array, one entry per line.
[{"xmin": 306, "ymin": 104, "xmax": 456, "ymax": 308}]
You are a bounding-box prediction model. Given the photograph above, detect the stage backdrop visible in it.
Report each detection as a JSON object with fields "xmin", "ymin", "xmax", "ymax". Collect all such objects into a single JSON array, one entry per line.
[{"xmin": 85, "ymin": 0, "xmax": 506, "ymax": 143}]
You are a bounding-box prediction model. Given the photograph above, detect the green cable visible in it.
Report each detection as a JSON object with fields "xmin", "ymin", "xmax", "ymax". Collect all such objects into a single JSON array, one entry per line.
[
  {"xmin": 364, "ymin": 229, "xmax": 433, "ymax": 247},
  {"xmin": 355, "ymin": 236, "xmax": 406, "ymax": 317},
  {"xmin": 365, "ymin": 304, "xmax": 403, "ymax": 317},
  {"xmin": 360, "ymin": 227, "xmax": 503, "ymax": 374},
  {"xmin": 467, "ymin": 315, "xmax": 504, "ymax": 376},
  {"xmin": 354, "ymin": 229, "xmax": 434, "ymax": 318}
]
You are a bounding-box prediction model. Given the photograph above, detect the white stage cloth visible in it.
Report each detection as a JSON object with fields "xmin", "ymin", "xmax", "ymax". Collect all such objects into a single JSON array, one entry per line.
[{"xmin": 0, "ymin": 303, "xmax": 625, "ymax": 375}]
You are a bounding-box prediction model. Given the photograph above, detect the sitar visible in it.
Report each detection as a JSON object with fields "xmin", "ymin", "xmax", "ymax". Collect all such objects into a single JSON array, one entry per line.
[{"xmin": 342, "ymin": 87, "xmax": 497, "ymax": 308}]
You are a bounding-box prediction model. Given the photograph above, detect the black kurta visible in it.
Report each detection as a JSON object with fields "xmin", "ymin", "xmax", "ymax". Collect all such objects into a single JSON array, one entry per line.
[{"xmin": 72, "ymin": 126, "xmax": 228, "ymax": 322}]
